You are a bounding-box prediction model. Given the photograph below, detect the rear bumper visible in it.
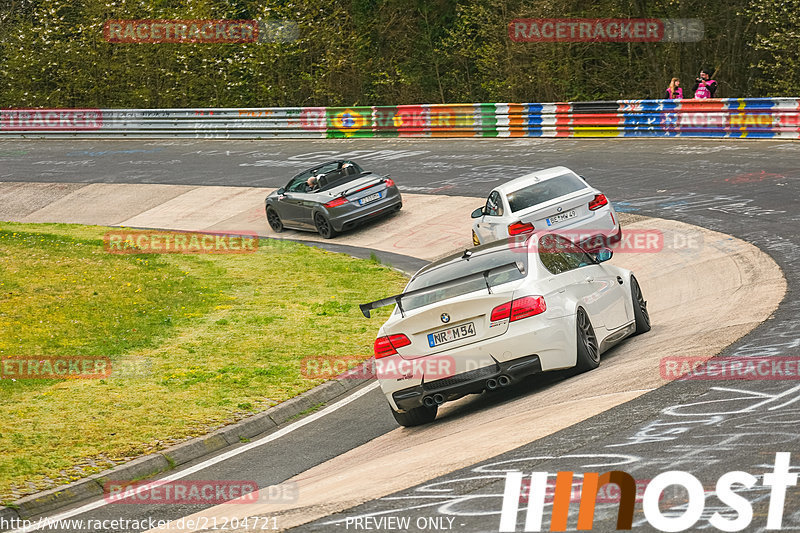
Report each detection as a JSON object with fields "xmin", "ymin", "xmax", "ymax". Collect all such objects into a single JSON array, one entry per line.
[
  {"xmin": 328, "ymin": 188, "xmax": 402, "ymax": 232},
  {"xmin": 577, "ymin": 224, "xmax": 622, "ymax": 252},
  {"xmin": 546, "ymin": 206, "xmax": 620, "ymax": 251},
  {"xmin": 391, "ymin": 354, "xmax": 542, "ymax": 411},
  {"xmin": 381, "ymin": 313, "xmax": 574, "ymax": 411}
]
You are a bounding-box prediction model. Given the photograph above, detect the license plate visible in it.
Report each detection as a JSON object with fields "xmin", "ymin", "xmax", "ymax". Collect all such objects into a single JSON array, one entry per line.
[
  {"xmin": 546, "ymin": 209, "xmax": 577, "ymax": 226},
  {"xmin": 358, "ymin": 192, "xmax": 382, "ymax": 205},
  {"xmin": 427, "ymin": 322, "xmax": 476, "ymax": 347}
]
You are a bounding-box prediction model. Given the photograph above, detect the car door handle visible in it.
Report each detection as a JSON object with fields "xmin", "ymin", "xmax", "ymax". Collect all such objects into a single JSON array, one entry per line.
[{"xmin": 584, "ymin": 276, "xmax": 594, "ymax": 283}]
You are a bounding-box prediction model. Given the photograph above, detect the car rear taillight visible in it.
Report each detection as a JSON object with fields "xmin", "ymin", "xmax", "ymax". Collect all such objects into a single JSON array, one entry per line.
[
  {"xmin": 509, "ymin": 296, "xmax": 547, "ymax": 321},
  {"xmin": 490, "ymin": 302, "xmax": 512, "ymax": 321},
  {"xmin": 508, "ymin": 221, "xmax": 535, "ymax": 236},
  {"xmin": 490, "ymin": 296, "xmax": 546, "ymax": 323},
  {"xmin": 324, "ymin": 197, "xmax": 348, "ymax": 208},
  {"xmin": 373, "ymin": 334, "xmax": 411, "ymax": 359},
  {"xmin": 383, "ymin": 178, "xmax": 395, "ymax": 188},
  {"xmin": 589, "ymin": 194, "xmax": 609, "ymax": 210}
]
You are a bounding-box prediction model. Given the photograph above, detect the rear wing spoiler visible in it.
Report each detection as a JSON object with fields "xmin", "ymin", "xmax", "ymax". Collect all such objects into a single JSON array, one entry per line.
[
  {"xmin": 340, "ymin": 174, "xmax": 384, "ymax": 198},
  {"xmin": 359, "ymin": 261, "xmax": 525, "ymax": 318}
]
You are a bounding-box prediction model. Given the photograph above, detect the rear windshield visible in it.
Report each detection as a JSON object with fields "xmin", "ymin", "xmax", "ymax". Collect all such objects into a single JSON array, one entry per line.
[
  {"xmin": 400, "ymin": 248, "xmax": 528, "ymax": 312},
  {"xmin": 507, "ymin": 173, "xmax": 586, "ymax": 213}
]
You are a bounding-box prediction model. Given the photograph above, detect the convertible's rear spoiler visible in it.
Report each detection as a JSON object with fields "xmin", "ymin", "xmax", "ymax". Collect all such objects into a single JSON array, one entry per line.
[
  {"xmin": 340, "ymin": 174, "xmax": 384, "ymax": 198},
  {"xmin": 359, "ymin": 260, "xmax": 525, "ymax": 318}
]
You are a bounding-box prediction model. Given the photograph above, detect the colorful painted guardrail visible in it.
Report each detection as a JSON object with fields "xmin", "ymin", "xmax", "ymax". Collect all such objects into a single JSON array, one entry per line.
[{"xmin": 1, "ymin": 98, "xmax": 798, "ymax": 139}]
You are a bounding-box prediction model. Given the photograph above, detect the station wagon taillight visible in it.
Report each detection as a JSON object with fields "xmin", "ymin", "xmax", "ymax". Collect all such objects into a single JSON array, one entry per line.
[
  {"xmin": 490, "ymin": 296, "xmax": 546, "ymax": 322},
  {"xmin": 589, "ymin": 194, "xmax": 609, "ymax": 210},
  {"xmin": 508, "ymin": 221, "xmax": 535, "ymax": 236},
  {"xmin": 374, "ymin": 334, "xmax": 411, "ymax": 359},
  {"xmin": 324, "ymin": 197, "xmax": 348, "ymax": 208}
]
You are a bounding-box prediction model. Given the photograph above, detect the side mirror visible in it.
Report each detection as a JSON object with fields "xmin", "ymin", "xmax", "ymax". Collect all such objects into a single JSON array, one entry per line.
[
  {"xmin": 276, "ymin": 188, "xmax": 285, "ymax": 195},
  {"xmin": 595, "ymin": 248, "xmax": 613, "ymax": 262},
  {"xmin": 471, "ymin": 207, "xmax": 484, "ymax": 219}
]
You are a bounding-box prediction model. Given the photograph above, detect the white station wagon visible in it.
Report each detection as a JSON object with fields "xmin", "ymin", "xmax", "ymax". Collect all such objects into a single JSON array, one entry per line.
[{"xmin": 471, "ymin": 166, "xmax": 621, "ymax": 251}]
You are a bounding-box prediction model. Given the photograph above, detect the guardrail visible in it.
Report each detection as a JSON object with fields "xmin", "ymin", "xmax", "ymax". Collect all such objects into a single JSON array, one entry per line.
[{"xmin": 1, "ymin": 98, "xmax": 798, "ymax": 139}]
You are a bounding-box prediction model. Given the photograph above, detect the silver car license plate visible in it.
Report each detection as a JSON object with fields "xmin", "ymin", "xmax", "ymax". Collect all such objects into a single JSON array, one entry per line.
[
  {"xmin": 546, "ymin": 209, "xmax": 577, "ymax": 226},
  {"xmin": 358, "ymin": 192, "xmax": 382, "ymax": 205},
  {"xmin": 427, "ymin": 322, "xmax": 476, "ymax": 347}
]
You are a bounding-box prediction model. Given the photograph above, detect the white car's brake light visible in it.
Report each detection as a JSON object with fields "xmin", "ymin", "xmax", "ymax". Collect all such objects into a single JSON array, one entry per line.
[
  {"xmin": 374, "ymin": 334, "xmax": 411, "ymax": 358},
  {"xmin": 490, "ymin": 296, "xmax": 546, "ymax": 322},
  {"xmin": 508, "ymin": 221, "xmax": 535, "ymax": 236},
  {"xmin": 588, "ymin": 194, "xmax": 609, "ymax": 210}
]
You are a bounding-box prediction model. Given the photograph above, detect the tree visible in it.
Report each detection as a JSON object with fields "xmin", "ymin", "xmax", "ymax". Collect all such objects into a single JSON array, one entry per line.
[{"xmin": 742, "ymin": 0, "xmax": 800, "ymax": 96}]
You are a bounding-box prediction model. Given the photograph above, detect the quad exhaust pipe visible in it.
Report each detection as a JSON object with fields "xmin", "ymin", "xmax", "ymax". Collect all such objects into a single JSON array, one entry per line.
[
  {"xmin": 423, "ymin": 393, "xmax": 446, "ymax": 407},
  {"xmin": 422, "ymin": 375, "xmax": 514, "ymax": 407},
  {"xmin": 487, "ymin": 375, "xmax": 512, "ymax": 391}
]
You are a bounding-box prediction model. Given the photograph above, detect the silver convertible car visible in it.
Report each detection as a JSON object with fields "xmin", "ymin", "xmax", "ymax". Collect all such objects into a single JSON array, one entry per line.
[{"xmin": 265, "ymin": 160, "xmax": 403, "ymax": 239}]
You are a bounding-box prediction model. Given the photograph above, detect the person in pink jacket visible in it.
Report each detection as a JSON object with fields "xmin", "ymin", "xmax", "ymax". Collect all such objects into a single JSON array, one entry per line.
[
  {"xmin": 665, "ymin": 78, "xmax": 683, "ymax": 99},
  {"xmin": 693, "ymin": 69, "xmax": 718, "ymax": 98}
]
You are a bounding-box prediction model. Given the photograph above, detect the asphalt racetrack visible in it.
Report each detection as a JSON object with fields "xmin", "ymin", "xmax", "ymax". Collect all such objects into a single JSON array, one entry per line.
[{"xmin": 1, "ymin": 137, "xmax": 799, "ymax": 532}]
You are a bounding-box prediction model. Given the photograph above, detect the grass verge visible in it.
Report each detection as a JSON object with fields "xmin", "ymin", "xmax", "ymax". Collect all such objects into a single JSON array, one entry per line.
[{"xmin": 0, "ymin": 221, "xmax": 407, "ymax": 503}]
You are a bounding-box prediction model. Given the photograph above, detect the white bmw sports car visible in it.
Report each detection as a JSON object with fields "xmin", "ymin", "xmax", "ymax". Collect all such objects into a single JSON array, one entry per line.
[
  {"xmin": 360, "ymin": 233, "xmax": 650, "ymax": 427},
  {"xmin": 471, "ymin": 166, "xmax": 621, "ymax": 251}
]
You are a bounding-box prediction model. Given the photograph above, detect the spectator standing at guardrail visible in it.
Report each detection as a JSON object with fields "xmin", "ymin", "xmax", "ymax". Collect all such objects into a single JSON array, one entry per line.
[
  {"xmin": 665, "ymin": 78, "xmax": 683, "ymax": 99},
  {"xmin": 692, "ymin": 69, "xmax": 718, "ymax": 98}
]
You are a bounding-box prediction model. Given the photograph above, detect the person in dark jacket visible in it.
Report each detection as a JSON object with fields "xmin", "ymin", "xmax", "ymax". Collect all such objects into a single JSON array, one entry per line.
[{"xmin": 692, "ymin": 69, "xmax": 718, "ymax": 98}]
